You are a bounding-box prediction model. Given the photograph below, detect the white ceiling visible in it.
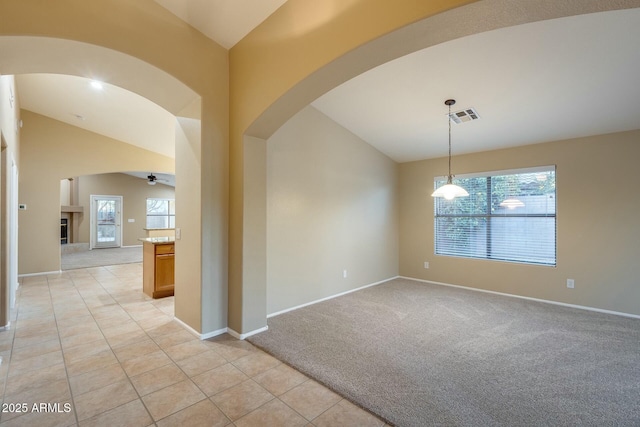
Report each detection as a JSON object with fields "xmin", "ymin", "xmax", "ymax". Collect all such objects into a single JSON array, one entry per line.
[
  {"xmin": 153, "ymin": 0, "xmax": 288, "ymax": 49},
  {"xmin": 14, "ymin": 5, "xmax": 640, "ymax": 165},
  {"xmin": 17, "ymin": 74, "xmax": 176, "ymax": 158},
  {"xmin": 312, "ymin": 7, "xmax": 640, "ymax": 162}
]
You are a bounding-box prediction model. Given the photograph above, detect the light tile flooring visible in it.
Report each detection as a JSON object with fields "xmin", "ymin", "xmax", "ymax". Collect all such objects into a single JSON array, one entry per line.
[{"xmin": 0, "ymin": 263, "xmax": 386, "ymax": 426}]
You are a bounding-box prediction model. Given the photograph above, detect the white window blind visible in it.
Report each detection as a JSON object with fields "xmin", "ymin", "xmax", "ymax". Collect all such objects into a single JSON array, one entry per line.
[{"xmin": 434, "ymin": 167, "xmax": 556, "ymax": 266}]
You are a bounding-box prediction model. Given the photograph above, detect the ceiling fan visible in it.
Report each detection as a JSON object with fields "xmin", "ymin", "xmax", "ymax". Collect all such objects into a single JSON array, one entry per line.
[{"xmin": 146, "ymin": 173, "xmax": 169, "ymax": 185}]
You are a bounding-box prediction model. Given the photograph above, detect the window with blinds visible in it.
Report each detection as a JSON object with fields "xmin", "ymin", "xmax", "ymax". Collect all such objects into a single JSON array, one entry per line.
[{"xmin": 434, "ymin": 166, "xmax": 556, "ymax": 266}]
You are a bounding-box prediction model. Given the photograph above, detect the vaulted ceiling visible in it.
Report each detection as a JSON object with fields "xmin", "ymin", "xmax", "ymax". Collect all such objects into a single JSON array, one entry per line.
[{"xmin": 15, "ymin": 3, "xmax": 640, "ymax": 163}]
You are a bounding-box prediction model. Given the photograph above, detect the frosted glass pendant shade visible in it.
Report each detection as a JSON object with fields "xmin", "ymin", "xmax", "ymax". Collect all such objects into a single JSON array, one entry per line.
[{"xmin": 432, "ymin": 182, "xmax": 469, "ymax": 200}]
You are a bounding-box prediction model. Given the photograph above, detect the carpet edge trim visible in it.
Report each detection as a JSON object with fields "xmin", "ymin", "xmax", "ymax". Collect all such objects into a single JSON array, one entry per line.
[{"xmin": 246, "ymin": 338, "xmax": 395, "ymax": 426}]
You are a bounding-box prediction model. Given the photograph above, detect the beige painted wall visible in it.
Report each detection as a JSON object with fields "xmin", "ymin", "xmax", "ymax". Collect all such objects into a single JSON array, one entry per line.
[
  {"xmin": 229, "ymin": 0, "xmax": 478, "ymax": 333},
  {"xmin": 19, "ymin": 110, "xmax": 174, "ymax": 274},
  {"xmin": 399, "ymin": 130, "xmax": 640, "ymax": 316},
  {"xmin": 75, "ymin": 173, "xmax": 175, "ymax": 247},
  {"xmin": 242, "ymin": 135, "xmax": 267, "ymax": 329},
  {"xmin": 267, "ymin": 106, "xmax": 398, "ymax": 314},
  {"xmin": 174, "ymin": 114, "xmax": 203, "ymax": 333}
]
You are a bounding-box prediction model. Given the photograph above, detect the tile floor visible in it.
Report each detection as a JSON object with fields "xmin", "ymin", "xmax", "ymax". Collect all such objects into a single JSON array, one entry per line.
[{"xmin": 0, "ymin": 263, "xmax": 387, "ymax": 426}]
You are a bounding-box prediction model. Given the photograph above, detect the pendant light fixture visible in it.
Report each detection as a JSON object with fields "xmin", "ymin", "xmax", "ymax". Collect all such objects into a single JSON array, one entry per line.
[{"xmin": 431, "ymin": 99, "xmax": 469, "ymax": 200}]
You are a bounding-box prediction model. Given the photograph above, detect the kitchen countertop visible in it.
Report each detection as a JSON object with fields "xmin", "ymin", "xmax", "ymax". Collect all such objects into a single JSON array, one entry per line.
[{"xmin": 138, "ymin": 237, "xmax": 175, "ymax": 244}]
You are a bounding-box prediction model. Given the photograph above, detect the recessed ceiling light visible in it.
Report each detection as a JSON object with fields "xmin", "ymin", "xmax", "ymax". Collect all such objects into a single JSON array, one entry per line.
[{"xmin": 90, "ymin": 80, "xmax": 104, "ymax": 90}]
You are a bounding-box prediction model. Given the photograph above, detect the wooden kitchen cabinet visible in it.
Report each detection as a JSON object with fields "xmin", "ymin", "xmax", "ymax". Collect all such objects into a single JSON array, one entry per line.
[{"xmin": 142, "ymin": 239, "xmax": 175, "ymax": 298}]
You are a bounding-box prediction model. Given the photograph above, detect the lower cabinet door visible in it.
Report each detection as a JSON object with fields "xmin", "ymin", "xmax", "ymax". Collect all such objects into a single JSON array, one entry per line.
[{"xmin": 155, "ymin": 254, "xmax": 175, "ymax": 292}]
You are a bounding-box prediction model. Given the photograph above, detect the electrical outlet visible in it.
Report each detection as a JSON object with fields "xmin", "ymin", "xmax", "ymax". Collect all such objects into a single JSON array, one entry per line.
[
  {"xmin": 175, "ymin": 228, "xmax": 181, "ymax": 240},
  {"xmin": 567, "ymin": 279, "xmax": 575, "ymax": 289},
  {"xmin": 424, "ymin": 261, "xmax": 429, "ymax": 269},
  {"xmin": 343, "ymin": 270, "xmax": 347, "ymax": 279}
]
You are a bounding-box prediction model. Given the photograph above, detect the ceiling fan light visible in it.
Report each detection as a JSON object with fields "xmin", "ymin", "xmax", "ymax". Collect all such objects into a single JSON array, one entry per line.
[{"xmin": 432, "ymin": 183, "xmax": 469, "ymax": 199}]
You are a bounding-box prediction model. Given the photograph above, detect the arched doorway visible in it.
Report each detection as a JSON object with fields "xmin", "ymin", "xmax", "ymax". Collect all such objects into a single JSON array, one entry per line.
[
  {"xmin": 0, "ymin": 34, "xmax": 217, "ymax": 334},
  {"xmin": 229, "ymin": 0, "xmax": 638, "ymax": 334}
]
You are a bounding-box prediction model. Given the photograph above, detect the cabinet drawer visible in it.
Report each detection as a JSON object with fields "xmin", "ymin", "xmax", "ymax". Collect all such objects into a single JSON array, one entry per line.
[{"xmin": 155, "ymin": 244, "xmax": 174, "ymax": 255}]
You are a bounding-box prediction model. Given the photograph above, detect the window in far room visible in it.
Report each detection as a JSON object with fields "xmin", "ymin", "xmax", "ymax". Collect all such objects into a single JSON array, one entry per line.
[
  {"xmin": 434, "ymin": 166, "xmax": 556, "ymax": 266},
  {"xmin": 146, "ymin": 198, "xmax": 175, "ymax": 229}
]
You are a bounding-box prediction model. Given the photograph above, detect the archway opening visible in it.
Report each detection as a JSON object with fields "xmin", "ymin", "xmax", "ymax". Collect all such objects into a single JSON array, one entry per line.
[{"xmin": 0, "ymin": 36, "xmax": 201, "ymax": 329}]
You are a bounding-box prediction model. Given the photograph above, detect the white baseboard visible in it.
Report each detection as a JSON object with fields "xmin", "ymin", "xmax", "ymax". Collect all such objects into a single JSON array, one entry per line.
[
  {"xmin": 228, "ymin": 326, "xmax": 268, "ymax": 340},
  {"xmin": 121, "ymin": 245, "xmax": 143, "ymax": 248},
  {"xmin": 201, "ymin": 327, "xmax": 230, "ymax": 340},
  {"xmin": 400, "ymin": 276, "xmax": 640, "ymax": 320},
  {"xmin": 268, "ymin": 276, "xmax": 399, "ymax": 318},
  {"xmin": 173, "ymin": 317, "xmax": 229, "ymax": 340},
  {"xmin": 18, "ymin": 270, "xmax": 62, "ymax": 278},
  {"xmin": 173, "ymin": 317, "xmax": 202, "ymax": 338}
]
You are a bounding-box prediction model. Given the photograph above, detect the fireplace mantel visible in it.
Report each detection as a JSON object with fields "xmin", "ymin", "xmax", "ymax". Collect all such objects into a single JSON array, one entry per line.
[{"xmin": 61, "ymin": 205, "xmax": 84, "ymax": 213}]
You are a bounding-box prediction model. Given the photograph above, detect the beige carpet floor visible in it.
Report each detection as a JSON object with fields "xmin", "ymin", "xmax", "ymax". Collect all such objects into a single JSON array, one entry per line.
[
  {"xmin": 249, "ymin": 278, "xmax": 640, "ymax": 427},
  {"xmin": 61, "ymin": 246, "xmax": 143, "ymax": 270}
]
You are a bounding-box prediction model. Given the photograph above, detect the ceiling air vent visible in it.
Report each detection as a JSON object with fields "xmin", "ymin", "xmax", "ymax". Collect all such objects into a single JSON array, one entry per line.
[{"xmin": 448, "ymin": 107, "xmax": 480, "ymax": 124}]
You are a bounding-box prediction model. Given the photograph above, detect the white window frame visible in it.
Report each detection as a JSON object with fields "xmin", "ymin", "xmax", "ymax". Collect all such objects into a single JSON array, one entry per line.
[
  {"xmin": 146, "ymin": 198, "xmax": 175, "ymax": 229},
  {"xmin": 434, "ymin": 166, "xmax": 556, "ymax": 266}
]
